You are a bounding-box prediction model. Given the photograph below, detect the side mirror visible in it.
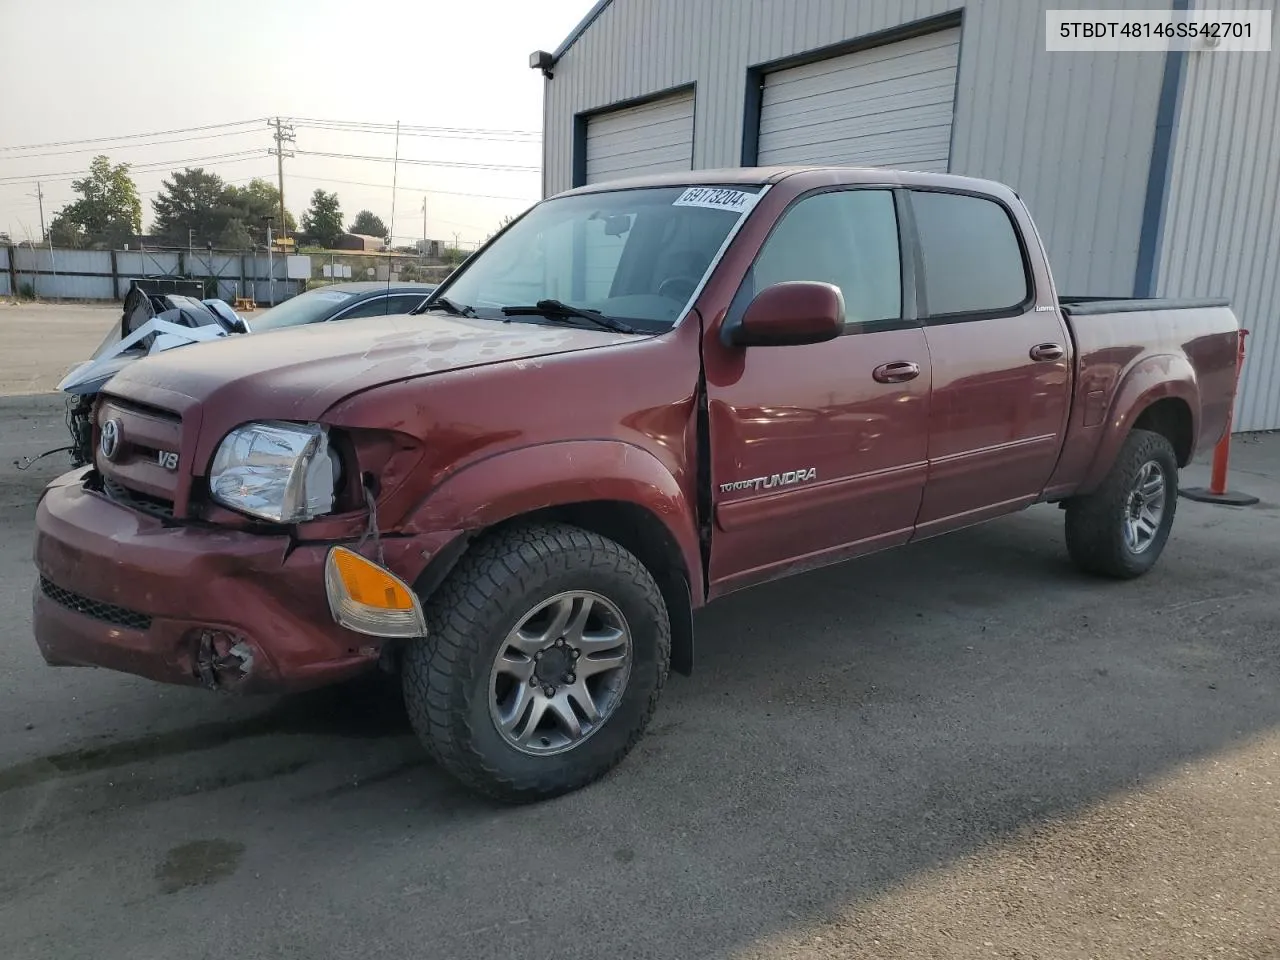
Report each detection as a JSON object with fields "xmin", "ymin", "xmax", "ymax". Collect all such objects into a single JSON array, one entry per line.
[{"xmin": 730, "ymin": 281, "xmax": 845, "ymax": 347}]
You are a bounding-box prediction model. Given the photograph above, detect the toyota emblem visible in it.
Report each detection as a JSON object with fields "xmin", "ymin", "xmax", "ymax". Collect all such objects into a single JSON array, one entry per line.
[{"xmin": 99, "ymin": 418, "xmax": 123, "ymax": 461}]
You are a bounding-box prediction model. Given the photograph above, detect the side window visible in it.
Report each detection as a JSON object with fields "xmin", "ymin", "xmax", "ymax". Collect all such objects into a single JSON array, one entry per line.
[
  {"xmin": 749, "ymin": 189, "xmax": 901, "ymax": 325},
  {"xmin": 335, "ymin": 297, "xmax": 394, "ymax": 321},
  {"xmin": 388, "ymin": 295, "xmax": 429, "ymax": 314},
  {"xmin": 910, "ymin": 191, "xmax": 1030, "ymax": 318}
]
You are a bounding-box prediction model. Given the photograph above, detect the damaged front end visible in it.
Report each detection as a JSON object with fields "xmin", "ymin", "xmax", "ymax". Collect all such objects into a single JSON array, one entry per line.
[{"xmin": 194, "ymin": 629, "xmax": 256, "ymax": 691}]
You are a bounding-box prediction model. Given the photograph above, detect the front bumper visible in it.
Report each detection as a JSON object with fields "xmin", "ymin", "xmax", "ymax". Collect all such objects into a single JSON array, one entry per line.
[{"xmin": 31, "ymin": 470, "xmax": 447, "ymax": 694}]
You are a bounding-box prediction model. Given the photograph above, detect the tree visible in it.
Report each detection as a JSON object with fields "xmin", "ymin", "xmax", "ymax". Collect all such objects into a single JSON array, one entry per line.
[
  {"xmin": 152, "ymin": 168, "xmax": 227, "ymax": 245},
  {"xmin": 348, "ymin": 210, "xmax": 388, "ymax": 239},
  {"xmin": 220, "ymin": 178, "xmax": 296, "ymax": 241},
  {"xmin": 47, "ymin": 212, "xmax": 88, "ymax": 248},
  {"xmin": 46, "ymin": 155, "xmax": 141, "ymax": 249},
  {"xmin": 486, "ymin": 214, "xmax": 516, "ymax": 241},
  {"xmin": 217, "ymin": 218, "xmax": 253, "ymax": 250},
  {"xmin": 301, "ymin": 189, "xmax": 343, "ymax": 248}
]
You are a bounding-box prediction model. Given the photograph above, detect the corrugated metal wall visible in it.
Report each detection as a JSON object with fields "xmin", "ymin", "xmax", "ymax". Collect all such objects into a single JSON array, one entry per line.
[
  {"xmin": 543, "ymin": 0, "xmax": 1169, "ymax": 298},
  {"xmin": 12, "ymin": 248, "xmax": 115, "ymax": 300},
  {"xmin": 3, "ymin": 247, "xmax": 299, "ymax": 303},
  {"xmin": 1155, "ymin": 4, "xmax": 1280, "ymax": 432}
]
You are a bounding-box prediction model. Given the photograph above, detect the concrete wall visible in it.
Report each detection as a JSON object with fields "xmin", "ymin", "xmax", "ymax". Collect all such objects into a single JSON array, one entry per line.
[{"xmin": 542, "ymin": 0, "xmax": 1171, "ymax": 296}]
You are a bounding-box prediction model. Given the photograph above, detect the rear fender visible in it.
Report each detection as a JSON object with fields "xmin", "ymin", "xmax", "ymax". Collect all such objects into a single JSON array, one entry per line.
[
  {"xmin": 1077, "ymin": 354, "xmax": 1199, "ymax": 494},
  {"xmin": 402, "ymin": 439, "xmax": 704, "ymax": 599}
]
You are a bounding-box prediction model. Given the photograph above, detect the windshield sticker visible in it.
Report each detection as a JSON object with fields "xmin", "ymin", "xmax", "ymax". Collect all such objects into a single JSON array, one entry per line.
[
  {"xmin": 672, "ymin": 187, "xmax": 756, "ymax": 214},
  {"xmin": 315, "ymin": 291, "xmax": 353, "ymax": 302}
]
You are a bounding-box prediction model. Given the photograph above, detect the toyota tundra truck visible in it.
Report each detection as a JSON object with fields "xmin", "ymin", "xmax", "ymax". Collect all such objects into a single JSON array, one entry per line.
[{"xmin": 32, "ymin": 167, "xmax": 1241, "ymax": 801}]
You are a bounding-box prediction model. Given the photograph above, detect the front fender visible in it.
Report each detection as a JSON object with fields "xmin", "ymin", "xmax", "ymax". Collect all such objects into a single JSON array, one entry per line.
[
  {"xmin": 401, "ymin": 439, "xmax": 704, "ymax": 590},
  {"xmin": 1078, "ymin": 354, "xmax": 1199, "ymax": 494}
]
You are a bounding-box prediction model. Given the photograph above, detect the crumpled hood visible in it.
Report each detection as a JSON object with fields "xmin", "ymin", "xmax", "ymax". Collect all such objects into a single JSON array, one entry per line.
[{"xmin": 104, "ymin": 312, "xmax": 635, "ymax": 421}]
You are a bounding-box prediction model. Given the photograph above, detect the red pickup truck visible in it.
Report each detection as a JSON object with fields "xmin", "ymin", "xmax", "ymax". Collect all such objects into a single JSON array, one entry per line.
[{"xmin": 33, "ymin": 167, "xmax": 1240, "ymax": 801}]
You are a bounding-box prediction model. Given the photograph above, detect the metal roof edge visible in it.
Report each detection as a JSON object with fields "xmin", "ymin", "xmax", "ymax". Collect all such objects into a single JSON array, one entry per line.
[{"xmin": 552, "ymin": 0, "xmax": 615, "ymax": 61}]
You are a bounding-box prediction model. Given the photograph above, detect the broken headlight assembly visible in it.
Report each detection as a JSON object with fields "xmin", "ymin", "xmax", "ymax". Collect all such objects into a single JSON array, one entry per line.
[{"xmin": 209, "ymin": 420, "xmax": 341, "ymax": 523}]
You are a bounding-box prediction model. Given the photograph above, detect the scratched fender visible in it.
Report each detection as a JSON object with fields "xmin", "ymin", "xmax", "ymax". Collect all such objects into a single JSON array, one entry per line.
[
  {"xmin": 1077, "ymin": 353, "xmax": 1200, "ymax": 495},
  {"xmin": 399, "ymin": 439, "xmax": 704, "ymax": 592}
]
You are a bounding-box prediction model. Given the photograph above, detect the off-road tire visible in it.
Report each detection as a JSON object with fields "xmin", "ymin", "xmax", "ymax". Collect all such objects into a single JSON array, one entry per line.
[
  {"xmin": 1065, "ymin": 428, "xmax": 1179, "ymax": 579},
  {"xmin": 402, "ymin": 522, "xmax": 670, "ymax": 802}
]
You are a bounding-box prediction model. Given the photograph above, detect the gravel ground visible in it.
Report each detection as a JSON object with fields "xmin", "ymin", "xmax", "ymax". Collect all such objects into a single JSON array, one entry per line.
[
  {"xmin": 1, "ymin": 378, "xmax": 1278, "ymax": 959},
  {"xmin": 0, "ymin": 302, "xmax": 119, "ymax": 396}
]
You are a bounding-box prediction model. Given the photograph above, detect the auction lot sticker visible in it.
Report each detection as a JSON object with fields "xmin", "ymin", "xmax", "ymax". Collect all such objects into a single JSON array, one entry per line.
[{"xmin": 672, "ymin": 187, "xmax": 756, "ymax": 214}]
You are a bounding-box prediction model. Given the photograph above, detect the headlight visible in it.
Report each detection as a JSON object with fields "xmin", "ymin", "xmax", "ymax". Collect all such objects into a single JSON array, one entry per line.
[{"xmin": 209, "ymin": 421, "xmax": 338, "ymax": 523}]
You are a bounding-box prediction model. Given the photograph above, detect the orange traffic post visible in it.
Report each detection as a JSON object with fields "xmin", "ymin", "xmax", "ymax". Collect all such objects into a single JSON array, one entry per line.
[{"xmin": 1181, "ymin": 328, "xmax": 1259, "ymax": 506}]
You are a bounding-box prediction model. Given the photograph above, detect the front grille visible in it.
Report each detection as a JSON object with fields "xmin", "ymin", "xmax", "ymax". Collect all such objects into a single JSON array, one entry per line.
[
  {"xmin": 40, "ymin": 577, "xmax": 153, "ymax": 631},
  {"xmin": 103, "ymin": 476, "xmax": 175, "ymax": 520},
  {"xmin": 95, "ymin": 396, "xmax": 184, "ymax": 514},
  {"xmin": 102, "ymin": 395, "xmax": 182, "ymax": 426}
]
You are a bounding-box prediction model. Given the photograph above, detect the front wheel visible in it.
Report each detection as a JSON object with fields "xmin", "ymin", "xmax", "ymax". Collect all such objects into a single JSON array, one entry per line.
[
  {"xmin": 402, "ymin": 522, "xmax": 670, "ymax": 802},
  {"xmin": 1064, "ymin": 428, "xmax": 1179, "ymax": 579}
]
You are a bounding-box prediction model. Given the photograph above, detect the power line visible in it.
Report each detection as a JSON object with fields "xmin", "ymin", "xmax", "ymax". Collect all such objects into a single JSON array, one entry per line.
[
  {"xmin": 285, "ymin": 171, "xmax": 537, "ymax": 203},
  {"xmin": 0, "ymin": 166, "xmax": 277, "ymax": 197},
  {"xmin": 292, "ymin": 123, "xmax": 540, "ymax": 145},
  {"xmin": 292, "ymin": 149, "xmax": 538, "ymax": 173},
  {"xmin": 3, "ymin": 126, "xmax": 265, "ymax": 160},
  {"xmin": 0, "ymin": 150, "xmax": 267, "ymax": 184},
  {"xmin": 0, "ymin": 118, "xmax": 265, "ymax": 153},
  {"xmin": 287, "ymin": 117, "xmax": 540, "ymax": 138},
  {"xmin": 135, "ymin": 172, "xmax": 275, "ymax": 198}
]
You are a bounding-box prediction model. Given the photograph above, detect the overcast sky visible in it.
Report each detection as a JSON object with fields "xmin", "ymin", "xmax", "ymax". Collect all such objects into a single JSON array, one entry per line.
[{"xmin": 0, "ymin": 0, "xmax": 592, "ymax": 245}]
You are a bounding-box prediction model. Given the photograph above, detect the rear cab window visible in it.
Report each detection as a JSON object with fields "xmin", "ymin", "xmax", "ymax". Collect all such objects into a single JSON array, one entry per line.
[{"xmin": 908, "ymin": 190, "xmax": 1031, "ymax": 320}]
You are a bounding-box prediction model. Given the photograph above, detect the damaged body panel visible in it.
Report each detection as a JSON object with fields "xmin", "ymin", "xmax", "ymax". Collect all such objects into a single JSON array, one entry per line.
[{"xmin": 34, "ymin": 468, "xmax": 462, "ymax": 694}]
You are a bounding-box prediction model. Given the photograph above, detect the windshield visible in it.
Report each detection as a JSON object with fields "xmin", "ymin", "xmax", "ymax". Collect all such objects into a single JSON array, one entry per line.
[
  {"xmin": 251, "ymin": 287, "xmax": 354, "ymax": 331},
  {"xmin": 433, "ymin": 184, "xmax": 763, "ymax": 331},
  {"xmin": 90, "ymin": 320, "xmax": 130, "ymax": 359}
]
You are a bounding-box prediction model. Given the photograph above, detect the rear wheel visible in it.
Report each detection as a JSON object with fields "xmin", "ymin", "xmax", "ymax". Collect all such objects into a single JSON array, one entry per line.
[
  {"xmin": 1065, "ymin": 428, "xmax": 1179, "ymax": 579},
  {"xmin": 402, "ymin": 522, "xmax": 670, "ymax": 802}
]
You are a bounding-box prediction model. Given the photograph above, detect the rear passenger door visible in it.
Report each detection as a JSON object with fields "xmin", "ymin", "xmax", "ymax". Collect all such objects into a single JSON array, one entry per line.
[
  {"xmin": 908, "ymin": 188, "xmax": 1072, "ymax": 538},
  {"xmin": 706, "ymin": 188, "xmax": 931, "ymax": 594}
]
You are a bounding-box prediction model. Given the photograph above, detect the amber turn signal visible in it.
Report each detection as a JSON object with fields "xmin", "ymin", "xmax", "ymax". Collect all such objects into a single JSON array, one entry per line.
[{"xmin": 324, "ymin": 546, "xmax": 426, "ymax": 639}]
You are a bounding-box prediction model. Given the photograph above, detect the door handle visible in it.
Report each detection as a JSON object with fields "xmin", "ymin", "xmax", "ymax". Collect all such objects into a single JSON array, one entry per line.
[
  {"xmin": 1030, "ymin": 342, "xmax": 1065, "ymax": 362},
  {"xmin": 872, "ymin": 361, "xmax": 921, "ymax": 384}
]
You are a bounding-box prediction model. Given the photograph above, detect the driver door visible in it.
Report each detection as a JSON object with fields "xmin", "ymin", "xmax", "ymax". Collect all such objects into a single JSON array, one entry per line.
[{"xmin": 705, "ymin": 188, "xmax": 931, "ymax": 596}]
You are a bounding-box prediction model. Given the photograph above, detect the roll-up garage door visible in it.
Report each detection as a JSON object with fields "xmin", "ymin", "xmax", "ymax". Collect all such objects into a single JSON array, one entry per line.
[
  {"xmin": 757, "ymin": 28, "xmax": 961, "ymax": 173},
  {"xmin": 585, "ymin": 90, "xmax": 695, "ymax": 183}
]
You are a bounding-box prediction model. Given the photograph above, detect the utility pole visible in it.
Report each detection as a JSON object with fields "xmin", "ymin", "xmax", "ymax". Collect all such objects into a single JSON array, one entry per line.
[
  {"xmin": 421, "ymin": 195, "xmax": 427, "ymax": 264},
  {"xmin": 262, "ymin": 216, "xmax": 275, "ymax": 306},
  {"xmin": 31, "ymin": 183, "xmax": 46, "ymax": 242},
  {"xmin": 268, "ymin": 118, "xmax": 295, "ymax": 242}
]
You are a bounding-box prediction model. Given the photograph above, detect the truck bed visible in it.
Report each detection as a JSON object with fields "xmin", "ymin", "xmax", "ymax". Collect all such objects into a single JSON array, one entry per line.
[
  {"xmin": 1059, "ymin": 295, "xmax": 1231, "ymax": 315},
  {"xmin": 1044, "ymin": 297, "xmax": 1240, "ymax": 499}
]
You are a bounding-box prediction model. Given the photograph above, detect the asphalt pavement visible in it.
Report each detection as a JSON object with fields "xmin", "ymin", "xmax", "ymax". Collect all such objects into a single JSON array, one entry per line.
[{"xmin": 2, "ymin": 390, "xmax": 1279, "ymax": 960}]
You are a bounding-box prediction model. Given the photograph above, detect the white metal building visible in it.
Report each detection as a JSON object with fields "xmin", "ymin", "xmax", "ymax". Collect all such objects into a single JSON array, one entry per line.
[{"xmin": 532, "ymin": 0, "xmax": 1280, "ymax": 432}]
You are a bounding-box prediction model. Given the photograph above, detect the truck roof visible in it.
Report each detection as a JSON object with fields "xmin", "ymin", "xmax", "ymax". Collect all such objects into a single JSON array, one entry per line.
[{"xmin": 557, "ymin": 165, "xmax": 1020, "ymax": 202}]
